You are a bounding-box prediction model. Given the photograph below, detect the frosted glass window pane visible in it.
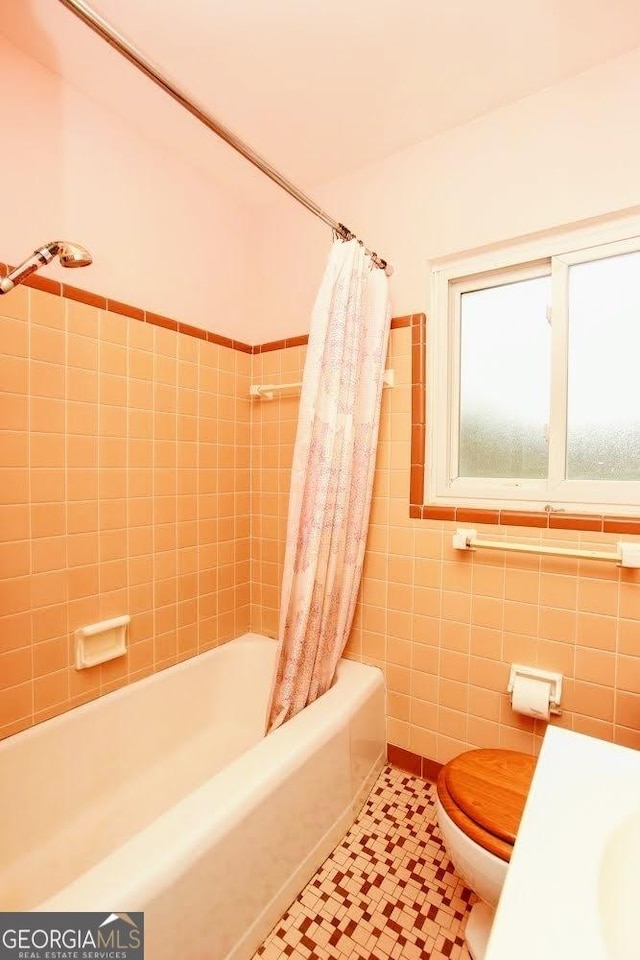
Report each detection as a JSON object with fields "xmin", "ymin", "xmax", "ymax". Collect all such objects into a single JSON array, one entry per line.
[
  {"xmin": 567, "ymin": 251, "xmax": 640, "ymax": 481},
  {"xmin": 459, "ymin": 276, "xmax": 551, "ymax": 479}
]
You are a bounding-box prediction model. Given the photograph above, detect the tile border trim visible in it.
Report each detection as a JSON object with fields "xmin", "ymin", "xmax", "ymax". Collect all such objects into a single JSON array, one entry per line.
[
  {"xmin": 387, "ymin": 743, "xmax": 443, "ymax": 782},
  {"xmin": 0, "ymin": 260, "xmax": 409, "ymax": 354},
  {"xmin": 407, "ymin": 311, "xmax": 640, "ymax": 534}
]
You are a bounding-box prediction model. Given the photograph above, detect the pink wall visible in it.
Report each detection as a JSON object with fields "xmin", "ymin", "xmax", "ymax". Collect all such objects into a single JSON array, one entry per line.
[
  {"xmin": 248, "ymin": 45, "xmax": 640, "ymax": 763},
  {"xmin": 258, "ymin": 45, "xmax": 640, "ymax": 339},
  {"xmin": 250, "ymin": 328, "xmax": 640, "ymax": 762},
  {"xmin": 0, "ymin": 283, "xmax": 251, "ymax": 738},
  {"xmin": 0, "ymin": 35, "xmax": 257, "ymax": 340},
  {"xmin": 4, "ymin": 29, "xmax": 639, "ymax": 345}
]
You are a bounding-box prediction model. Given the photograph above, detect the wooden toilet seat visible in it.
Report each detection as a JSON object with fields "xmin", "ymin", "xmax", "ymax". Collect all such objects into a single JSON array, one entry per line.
[{"xmin": 436, "ymin": 748, "xmax": 536, "ymax": 863}]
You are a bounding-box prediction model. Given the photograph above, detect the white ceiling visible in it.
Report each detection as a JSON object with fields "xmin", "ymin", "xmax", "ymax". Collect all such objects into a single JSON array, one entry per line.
[{"xmin": 3, "ymin": 0, "xmax": 640, "ymax": 201}]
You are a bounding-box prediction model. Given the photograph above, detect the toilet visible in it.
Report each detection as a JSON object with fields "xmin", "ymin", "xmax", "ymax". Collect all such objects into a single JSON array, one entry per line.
[{"xmin": 435, "ymin": 748, "xmax": 536, "ymax": 960}]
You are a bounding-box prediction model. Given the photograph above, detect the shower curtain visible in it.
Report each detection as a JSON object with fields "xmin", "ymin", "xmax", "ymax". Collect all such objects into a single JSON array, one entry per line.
[{"xmin": 267, "ymin": 238, "xmax": 391, "ymax": 731}]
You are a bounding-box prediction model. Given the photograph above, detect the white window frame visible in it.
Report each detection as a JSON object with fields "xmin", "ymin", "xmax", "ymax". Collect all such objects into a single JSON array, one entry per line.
[{"xmin": 428, "ymin": 214, "xmax": 640, "ymax": 516}]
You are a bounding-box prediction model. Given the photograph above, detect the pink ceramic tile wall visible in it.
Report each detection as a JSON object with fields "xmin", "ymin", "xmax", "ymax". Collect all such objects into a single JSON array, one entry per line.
[
  {"xmin": 0, "ymin": 284, "xmax": 250, "ymax": 738},
  {"xmin": 2, "ymin": 281, "xmax": 639, "ymax": 762},
  {"xmin": 250, "ymin": 327, "xmax": 640, "ymax": 764}
]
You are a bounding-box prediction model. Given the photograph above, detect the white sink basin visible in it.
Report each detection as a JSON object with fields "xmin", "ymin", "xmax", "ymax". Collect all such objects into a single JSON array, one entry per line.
[
  {"xmin": 485, "ymin": 727, "xmax": 640, "ymax": 960},
  {"xmin": 599, "ymin": 804, "xmax": 640, "ymax": 960}
]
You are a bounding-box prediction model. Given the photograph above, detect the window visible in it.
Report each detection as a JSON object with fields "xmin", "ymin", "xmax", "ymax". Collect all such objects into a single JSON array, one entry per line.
[{"xmin": 428, "ymin": 219, "xmax": 640, "ymax": 515}]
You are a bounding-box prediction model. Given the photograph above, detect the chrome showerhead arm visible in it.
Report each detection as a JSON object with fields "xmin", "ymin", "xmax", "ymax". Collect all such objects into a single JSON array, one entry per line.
[
  {"xmin": 0, "ymin": 241, "xmax": 92, "ymax": 295},
  {"xmin": 0, "ymin": 245, "xmax": 55, "ymax": 295}
]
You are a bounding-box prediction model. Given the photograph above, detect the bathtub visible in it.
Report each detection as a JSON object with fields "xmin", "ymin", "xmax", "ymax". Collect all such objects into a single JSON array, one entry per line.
[{"xmin": 0, "ymin": 633, "xmax": 385, "ymax": 959}]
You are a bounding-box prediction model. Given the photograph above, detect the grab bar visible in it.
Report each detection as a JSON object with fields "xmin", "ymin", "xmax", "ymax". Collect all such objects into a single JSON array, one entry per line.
[
  {"xmin": 250, "ymin": 368, "xmax": 395, "ymax": 399},
  {"xmin": 452, "ymin": 528, "xmax": 640, "ymax": 568}
]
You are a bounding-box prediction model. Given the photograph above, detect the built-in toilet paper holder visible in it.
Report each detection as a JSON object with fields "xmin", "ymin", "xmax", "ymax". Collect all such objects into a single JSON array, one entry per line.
[{"xmin": 507, "ymin": 664, "xmax": 563, "ymax": 716}]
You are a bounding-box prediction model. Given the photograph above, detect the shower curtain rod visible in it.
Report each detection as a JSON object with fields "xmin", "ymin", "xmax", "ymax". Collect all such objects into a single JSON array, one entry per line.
[{"xmin": 57, "ymin": 0, "xmax": 393, "ymax": 275}]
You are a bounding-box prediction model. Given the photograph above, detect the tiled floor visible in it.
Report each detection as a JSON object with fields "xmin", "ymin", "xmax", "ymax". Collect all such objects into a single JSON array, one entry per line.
[{"xmin": 254, "ymin": 765, "xmax": 474, "ymax": 960}]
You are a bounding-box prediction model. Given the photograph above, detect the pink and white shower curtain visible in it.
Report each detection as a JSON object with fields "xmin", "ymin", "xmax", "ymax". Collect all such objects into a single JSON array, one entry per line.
[{"xmin": 267, "ymin": 238, "xmax": 391, "ymax": 731}]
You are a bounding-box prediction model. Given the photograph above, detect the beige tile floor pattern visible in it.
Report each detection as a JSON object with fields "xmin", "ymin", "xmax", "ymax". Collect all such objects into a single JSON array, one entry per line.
[{"xmin": 254, "ymin": 765, "xmax": 474, "ymax": 960}]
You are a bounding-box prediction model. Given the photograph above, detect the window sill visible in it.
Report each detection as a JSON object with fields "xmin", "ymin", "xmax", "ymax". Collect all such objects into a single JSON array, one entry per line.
[{"xmin": 408, "ymin": 503, "xmax": 640, "ymax": 535}]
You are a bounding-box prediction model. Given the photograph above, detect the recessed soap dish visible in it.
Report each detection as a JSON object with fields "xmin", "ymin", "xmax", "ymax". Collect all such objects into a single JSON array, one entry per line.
[{"xmin": 74, "ymin": 615, "xmax": 130, "ymax": 670}]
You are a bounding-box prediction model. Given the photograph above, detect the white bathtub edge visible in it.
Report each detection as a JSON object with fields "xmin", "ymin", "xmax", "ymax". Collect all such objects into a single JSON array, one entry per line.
[
  {"xmin": 37, "ymin": 657, "xmax": 385, "ymax": 916},
  {"xmin": 30, "ymin": 637, "xmax": 387, "ymax": 960},
  {"xmin": 226, "ymin": 751, "xmax": 385, "ymax": 960},
  {"xmin": 351, "ymin": 749, "xmax": 386, "ymax": 819}
]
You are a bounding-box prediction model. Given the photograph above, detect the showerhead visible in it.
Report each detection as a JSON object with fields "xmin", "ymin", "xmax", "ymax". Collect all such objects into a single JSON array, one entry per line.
[
  {"xmin": 0, "ymin": 240, "xmax": 92, "ymax": 295},
  {"xmin": 57, "ymin": 241, "xmax": 92, "ymax": 269}
]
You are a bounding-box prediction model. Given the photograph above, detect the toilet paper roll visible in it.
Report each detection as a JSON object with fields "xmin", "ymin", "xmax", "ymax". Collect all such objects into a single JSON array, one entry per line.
[{"xmin": 511, "ymin": 675, "xmax": 551, "ymax": 721}]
